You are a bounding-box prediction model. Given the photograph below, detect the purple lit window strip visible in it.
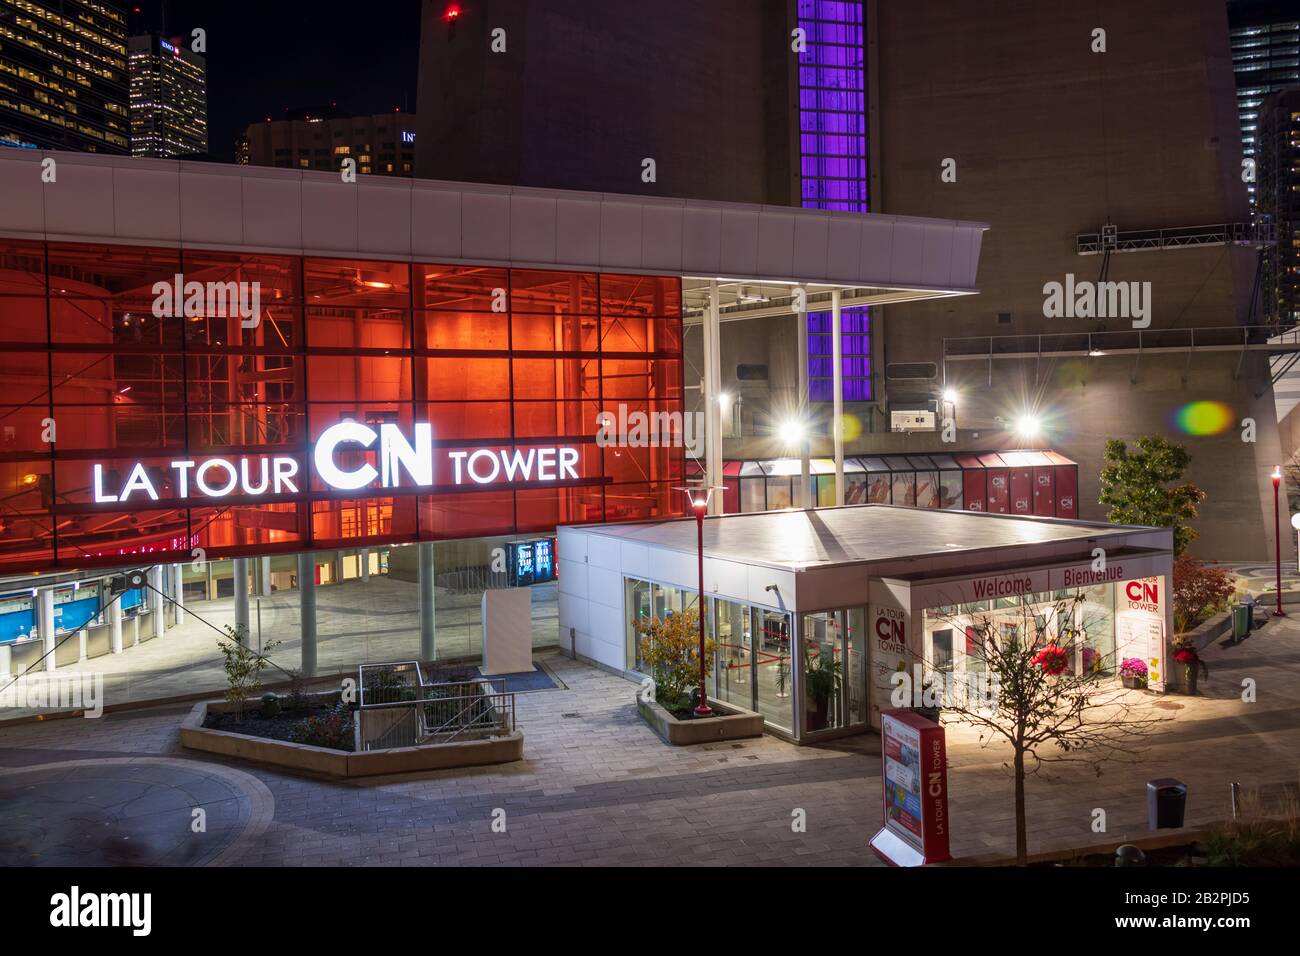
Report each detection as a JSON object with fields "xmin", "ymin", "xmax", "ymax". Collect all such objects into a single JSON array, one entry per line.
[{"xmin": 800, "ymin": 2, "xmax": 870, "ymax": 397}]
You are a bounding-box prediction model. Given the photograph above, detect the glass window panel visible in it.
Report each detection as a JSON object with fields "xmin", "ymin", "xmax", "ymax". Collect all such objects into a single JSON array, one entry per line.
[
  {"xmin": 311, "ymin": 495, "xmax": 417, "ymax": 545},
  {"xmin": 182, "ymin": 250, "xmax": 301, "ymax": 303},
  {"xmin": 47, "ymin": 244, "xmax": 181, "ymax": 302},
  {"xmin": 513, "ymin": 357, "xmax": 598, "ymax": 401},
  {"xmin": 187, "ymin": 403, "xmax": 305, "ymax": 452},
  {"xmin": 419, "ymin": 309, "xmax": 510, "ymax": 351},
  {"xmin": 512, "ymin": 400, "xmax": 596, "ymax": 439},
  {"xmin": 0, "ymin": 297, "xmax": 49, "ymax": 344},
  {"xmin": 187, "ymin": 354, "xmax": 301, "ymax": 404},
  {"xmin": 599, "ymin": 274, "xmax": 681, "ymax": 317},
  {"xmin": 307, "ymin": 354, "xmax": 412, "ymax": 403},
  {"xmin": 415, "ymin": 264, "xmax": 508, "ymax": 312},
  {"xmin": 422, "ymin": 356, "xmax": 511, "ymax": 401},
  {"xmin": 304, "ymin": 258, "xmax": 410, "ymax": 308},
  {"xmin": 419, "ymin": 401, "xmax": 512, "ymax": 441},
  {"xmin": 511, "ymin": 312, "xmax": 599, "ymax": 352},
  {"xmin": 420, "ymin": 491, "xmax": 516, "ymax": 539},
  {"xmin": 754, "ymin": 608, "xmax": 793, "ymax": 732},
  {"xmin": 0, "ymin": 240, "xmax": 46, "ymax": 295},
  {"xmin": 510, "ymin": 269, "xmax": 598, "ymax": 314},
  {"xmin": 306, "ymin": 307, "xmax": 410, "ymax": 350}
]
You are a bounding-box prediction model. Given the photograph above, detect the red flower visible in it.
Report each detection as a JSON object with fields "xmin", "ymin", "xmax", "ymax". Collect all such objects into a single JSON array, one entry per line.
[
  {"xmin": 1174, "ymin": 647, "xmax": 1199, "ymax": 665},
  {"xmin": 1032, "ymin": 644, "xmax": 1070, "ymax": 675}
]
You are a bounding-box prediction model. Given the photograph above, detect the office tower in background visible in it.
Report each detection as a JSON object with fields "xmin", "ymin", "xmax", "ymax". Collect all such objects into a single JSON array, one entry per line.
[
  {"xmin": 128, "ymin": 33, "xmax": 207, "ymax": 157},
  {"xmin": 1228, "ymin": 0, "xmax": 1300, "ymax": 203},
  {"xmin": 242, "ymin": 107, "xmax": 416, "ymax": 176},
  {"xmin": 0, "ymin": 0, "xmax": 129, "ymax": 152}
]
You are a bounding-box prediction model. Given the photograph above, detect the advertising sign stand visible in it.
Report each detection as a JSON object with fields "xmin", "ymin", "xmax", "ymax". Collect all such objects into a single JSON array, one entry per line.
[{"xmin": 870, "ymin": 709, "xmax": 951, "ymax": 866}]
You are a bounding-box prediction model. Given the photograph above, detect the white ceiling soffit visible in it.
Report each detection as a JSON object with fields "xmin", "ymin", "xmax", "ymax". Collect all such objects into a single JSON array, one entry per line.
[{"xmin": 0, "ymin": 150, "xmax": 987, "ymax": 292}]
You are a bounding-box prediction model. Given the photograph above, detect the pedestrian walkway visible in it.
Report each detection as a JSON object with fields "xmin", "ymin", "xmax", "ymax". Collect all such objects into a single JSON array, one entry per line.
[
  {"xmin": 2, "ymin": 613, "xmax": 1299, "ymax": 866},
  {"xmin": 0, "ymin": 576, "xmax": 559, "ymax": 718}
]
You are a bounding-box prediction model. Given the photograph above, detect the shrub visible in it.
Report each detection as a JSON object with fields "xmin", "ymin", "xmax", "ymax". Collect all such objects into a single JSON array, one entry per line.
[
  {"xmin": 288, "ymin": 702, "xmax": 354, "ymax": 750},
  {"xmin": 634, "ymin": 609, "xmax": 716, "ymax": 713},
  {"xmin": 1172, "ymin": 554, "xmax": 1236, "ymax": 632},
  {"xmin": 218, "ymin": 626, "xmax": 282, "ymax": 722}
]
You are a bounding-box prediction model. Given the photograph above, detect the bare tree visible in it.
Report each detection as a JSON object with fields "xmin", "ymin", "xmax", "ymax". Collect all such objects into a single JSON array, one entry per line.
[{"xmin": 921, "ymin": 592, "xmax": 1166, "ymax": 865}]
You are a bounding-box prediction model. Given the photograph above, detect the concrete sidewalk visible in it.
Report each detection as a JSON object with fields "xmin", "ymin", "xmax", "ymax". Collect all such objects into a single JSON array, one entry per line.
[{"xmin": 2, "ymin": 612, "xmax": 1298, "ymax": 866}]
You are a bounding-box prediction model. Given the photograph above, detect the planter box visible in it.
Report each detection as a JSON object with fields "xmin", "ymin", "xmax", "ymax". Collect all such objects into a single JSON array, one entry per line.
[
  {"xmin": 181, "ymin": 693, "xmax": 523, "ymax": 778},
  {"xmin": 636, "ymin": 695, "xmax": 764, "ymax": 746}
]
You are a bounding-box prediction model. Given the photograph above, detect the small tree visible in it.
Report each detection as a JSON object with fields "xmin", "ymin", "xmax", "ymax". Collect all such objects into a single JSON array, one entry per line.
[
  {"xmin": 1099, "ymin": 436, "xmax": 1206, "ymax": 554},
  {"xmin": 634, "ymin": 609, "xmax": 716, "ymax": 713},
  {"xmin": 1172, "ymin": 553, "xmax": 1237, "ymax": 633},
  {"xmin": 927, "ymin": 594, "xmax": 1163, "ymax": 865},
  {"xmin": 218, "ymin": 625, "xmax": 282, "ymax": 722}
]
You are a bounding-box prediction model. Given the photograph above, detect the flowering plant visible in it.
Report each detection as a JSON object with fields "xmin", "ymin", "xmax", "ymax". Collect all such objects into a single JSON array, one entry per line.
[
  {"xmin": 1173, "ymin": 647, "xmax": 1199, "ymax": 665},
  {"xmin": 1119, "ymin": 657, "xmax": 1148, "ymax": 679},
  {"xmin": 1031, "ymin": 644, "xmax": 1070, "ymax": 676}
]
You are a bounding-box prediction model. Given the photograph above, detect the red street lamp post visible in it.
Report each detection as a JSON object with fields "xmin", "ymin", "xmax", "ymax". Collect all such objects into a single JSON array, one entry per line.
[
  {"xmin": 1273, "ymin": 465, "xmax": 1287, "ymax": 617},
  {"xmin": 676, "ymin": 484, "xmax": 724, "ymax": 717}
]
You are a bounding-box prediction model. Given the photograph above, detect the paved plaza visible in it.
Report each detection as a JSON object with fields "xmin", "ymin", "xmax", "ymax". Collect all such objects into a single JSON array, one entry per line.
[{"xmin": 2, "ymin": 613, "xmax": 1299, "ymax": 866}]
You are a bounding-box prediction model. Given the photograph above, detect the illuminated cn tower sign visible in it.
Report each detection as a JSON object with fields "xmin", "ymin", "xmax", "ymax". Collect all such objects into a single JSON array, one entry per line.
[{"xmin": 92, "ymin": 422, "xmax": 581, "ymax": 503}]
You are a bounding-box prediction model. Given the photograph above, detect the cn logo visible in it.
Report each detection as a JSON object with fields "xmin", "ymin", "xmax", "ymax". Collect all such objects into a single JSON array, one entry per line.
[
  {"xmin": 1126, "ymin": 581, "xmax": 1159, "ymax": 603},
  {"xmin": 875, "ymin": 617, "xmax": 903, "ymax": 641},
  {"xmin": 1037, "ymin": 474, "xmax": 1050, "ymax": 486},
  {"xmin": 968, "ymin": 501, "xmax": 982, "ymax": 510},
  {"xmin": 992, "ymin": 476, "xmax": 1006, "ymax": 488},
  {"xmin": 1060, "ymin": 496, "xmax": 1074, "ymax": 509}
]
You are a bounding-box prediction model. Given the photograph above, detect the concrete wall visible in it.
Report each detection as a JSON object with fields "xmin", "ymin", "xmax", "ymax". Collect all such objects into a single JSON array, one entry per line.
[{"xmin": 416, "ymin": 0, "xmax": 794, "ymax": 204}]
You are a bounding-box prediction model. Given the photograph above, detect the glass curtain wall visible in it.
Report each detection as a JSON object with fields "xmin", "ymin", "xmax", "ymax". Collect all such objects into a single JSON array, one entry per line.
[
  {"xmin": 624, "ymin": 575, "xmax": 793, "ymax": 733},
  {"xmin": 920, "ymin": 586, "xmax": 1118, "ymax": 681},
  {"xmin": 0, "ymin": 240, "xmax": 685, "ymax": 576},
  {"xmin": 799, "ymin": 607, "xmax": 867, "ymax": 733}
]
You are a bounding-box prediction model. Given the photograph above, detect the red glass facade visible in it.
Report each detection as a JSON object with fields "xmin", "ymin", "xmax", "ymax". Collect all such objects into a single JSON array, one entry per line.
[{"xmin": 0, "ymin": 240, "xmax": 685, "ymax": 572}]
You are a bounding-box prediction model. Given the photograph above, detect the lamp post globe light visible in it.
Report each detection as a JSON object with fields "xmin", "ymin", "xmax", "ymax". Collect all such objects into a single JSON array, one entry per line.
[
  {"xmin": 1273, "ymin": 466, "xmax": 1287, "ymax": 617},
  {"xmin": 675, "ymin": 484, "xmax": 725, "ymax": 717}
]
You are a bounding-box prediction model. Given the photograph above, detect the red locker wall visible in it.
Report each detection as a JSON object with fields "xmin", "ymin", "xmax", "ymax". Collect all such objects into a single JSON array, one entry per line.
[
  {"xmin": 962, "ymin": 470, "xmax": 986, "ymax": 511},
  {"xmin": 1032, "ymin": 466, "xmax": 1055, "ymax": 517},
  {"xmin": 1008, "ymin": 467, "xmax": 1033, "ymax": 514}
]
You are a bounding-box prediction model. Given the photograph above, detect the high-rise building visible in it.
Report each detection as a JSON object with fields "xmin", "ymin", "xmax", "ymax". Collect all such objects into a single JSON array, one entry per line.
[
  {"xmin": 127, "ymin": 33, "xmax": 207, "ymax": 157},
  {"xmin": 1256, "ymin": 87, "xmax": 1300, "ymax": 326},
  {"xmin": 1228, "ymin": 0, "xmax": 1300, "ymax": 203},
  {"xmin": 0, "ymin": 0, "xmax": 130, "ymax": 153},
  {"xmin": 241, "ymin": 107, "xmax": 416, "ymax": 176}
]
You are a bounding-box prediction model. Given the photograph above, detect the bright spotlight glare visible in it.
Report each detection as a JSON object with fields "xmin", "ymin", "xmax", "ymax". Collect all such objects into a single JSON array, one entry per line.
[
  {"xmin": 942, "ymin": 388, "xmax": 958, "ymax": 404},
  {"xmin": 1015, "ymin": 415, "xmax": 1041, "ymax": 438},
  {"xmin": 778, "ymin": 419, "xmax": 805, "ymax": 445}
]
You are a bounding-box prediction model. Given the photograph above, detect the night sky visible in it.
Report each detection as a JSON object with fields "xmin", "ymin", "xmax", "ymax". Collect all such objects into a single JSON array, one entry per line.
[{"xmin": 134, "ymin": 1, "xmax": 424, "ymax": 161}]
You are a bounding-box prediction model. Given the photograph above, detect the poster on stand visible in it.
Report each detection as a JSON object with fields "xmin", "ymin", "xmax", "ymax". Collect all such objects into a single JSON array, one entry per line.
[{"xmin": 870, "ymin": 710, "xmax": 951, "ymax": 866}]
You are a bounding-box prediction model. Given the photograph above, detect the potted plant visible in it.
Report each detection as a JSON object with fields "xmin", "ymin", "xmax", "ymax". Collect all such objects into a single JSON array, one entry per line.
[
  {"xmin": 1119, "ymin": 657, "xmax": 1148, "ymax": 690},
  {"xmin": 804, "ymin": 650, "xmax": 841, "ymax": 731},
  {"xmin": 775, "ymin": 657, "xmax": 790, "ymax": 698},
  {"xmin": 1173, "ymin": 641, "xmax": 1209, "ymax": 695}
]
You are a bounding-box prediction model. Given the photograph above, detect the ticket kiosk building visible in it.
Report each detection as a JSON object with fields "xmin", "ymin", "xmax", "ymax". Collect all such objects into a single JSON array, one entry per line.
[{"xmin": 557, "ymin": 505, "xmax": 1174, "ymax": 743}]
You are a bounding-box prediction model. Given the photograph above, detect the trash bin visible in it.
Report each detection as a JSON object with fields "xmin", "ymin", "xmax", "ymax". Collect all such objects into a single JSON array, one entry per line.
[
  {"xmin": 1147, "ymin": 778, "xmax": 1187, "ymax": 830},
  {"xmin": 1232, "ymin": 604, "xmax": 1251, "ymax": 640},
  {"xmin": 1241, "ymin": 595, "xmax": 1257, "ymax": 632}
]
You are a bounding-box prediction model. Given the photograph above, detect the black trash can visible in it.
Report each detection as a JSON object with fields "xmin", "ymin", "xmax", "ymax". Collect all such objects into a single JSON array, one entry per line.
[{"xmin": 1147, "ymin": 778, "xmax": 1187, "ymax": 830}]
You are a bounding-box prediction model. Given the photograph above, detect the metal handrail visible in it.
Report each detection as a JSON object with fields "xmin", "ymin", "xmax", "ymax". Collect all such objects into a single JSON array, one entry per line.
[
  {"xmin": 355, "ymin": 662, "xmax": 515, "ymax": 750},
  {"xmin": 943, "ymin": 323, "xmax": 1300, "ymax": 358}
]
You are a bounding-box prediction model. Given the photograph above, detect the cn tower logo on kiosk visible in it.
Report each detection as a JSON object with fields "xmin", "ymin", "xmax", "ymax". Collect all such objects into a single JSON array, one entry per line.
[{"xmin": 91, "ymin": 422, "xmax": 581, "ymax": 503}]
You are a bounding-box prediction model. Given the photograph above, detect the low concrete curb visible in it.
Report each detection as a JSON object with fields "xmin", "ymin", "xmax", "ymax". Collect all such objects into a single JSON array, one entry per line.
[
  {"xmin": 636, "ymin": 695, "xmax": 764, "ymax": 745},
  {"xmin": 181, "ymin": 697, "xmax": 524, "ymax": 777}
]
